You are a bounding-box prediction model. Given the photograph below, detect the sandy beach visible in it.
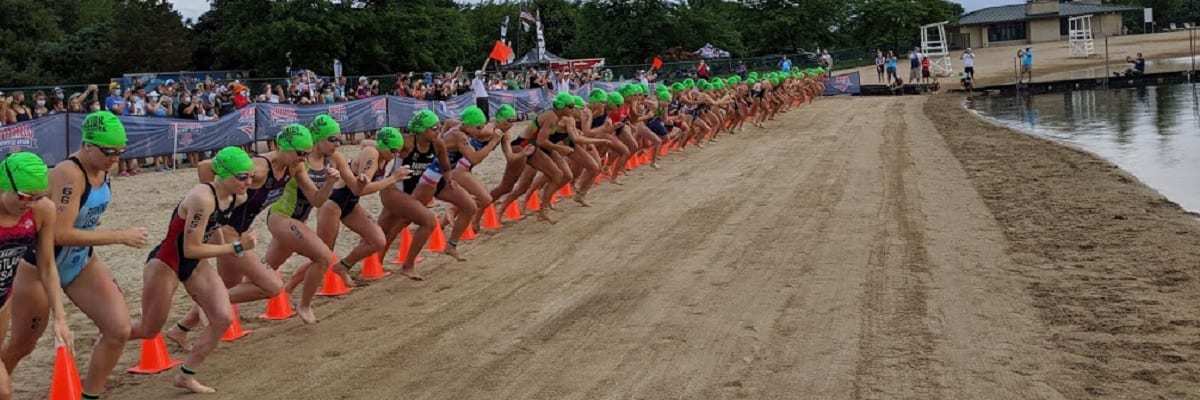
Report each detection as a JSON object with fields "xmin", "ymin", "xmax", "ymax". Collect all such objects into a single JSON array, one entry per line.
[
  {"xmin": 9, "ymin": 91, "xmax": 1200, "ymax": 399},
  {"xmin": 843, "ymin": 29, "xmax": 1197, "ymax": 86}
]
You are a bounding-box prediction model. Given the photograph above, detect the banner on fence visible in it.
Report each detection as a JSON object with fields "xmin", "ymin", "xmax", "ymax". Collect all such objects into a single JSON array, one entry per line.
[
  {"xmin": 0, "ymin": 87, "xmax": 644, "ymax": 163},
  {"xmin": 0, "ymin": 113, "xmax": 70, "ymax": 165},
  {"xmin": 823, "ymin": 71, "xmax": 861, "ymax": 96}
]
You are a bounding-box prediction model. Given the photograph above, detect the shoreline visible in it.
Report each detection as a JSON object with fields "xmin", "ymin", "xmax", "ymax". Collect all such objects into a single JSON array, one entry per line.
[{"xmin": 930, "ymin": 93, "xmax": 1200, "ymax": 398}]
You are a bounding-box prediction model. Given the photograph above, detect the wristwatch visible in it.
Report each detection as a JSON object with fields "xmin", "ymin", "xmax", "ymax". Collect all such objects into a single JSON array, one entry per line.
[{"xmin": 232, "ymin": 240, "xmax": 244, "ymax": 258}]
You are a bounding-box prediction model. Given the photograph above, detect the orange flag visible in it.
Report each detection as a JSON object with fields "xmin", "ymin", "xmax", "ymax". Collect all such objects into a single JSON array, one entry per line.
[
  {"xmin": 652, "ymin": 57, "xmax": 663, "ymax": 70},
  {"xmin": 490, "ymin": 41, "xmax": 514, "ymax": 63}
]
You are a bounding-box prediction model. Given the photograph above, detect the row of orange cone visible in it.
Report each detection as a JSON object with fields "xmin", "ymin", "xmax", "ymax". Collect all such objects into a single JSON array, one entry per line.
[{"xmin": 49, "ymin": 143, "xmax": 680, "ymax": 398}]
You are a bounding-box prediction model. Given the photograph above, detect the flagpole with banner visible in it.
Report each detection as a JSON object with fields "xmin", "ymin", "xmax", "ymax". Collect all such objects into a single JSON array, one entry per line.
[
  {"xmin": 536, "ymin": 9, "xmax": 546, "ymax": 61},
  {"xmin": 500, "ymin": 15, "xmax": 511, "ymax": 67}
]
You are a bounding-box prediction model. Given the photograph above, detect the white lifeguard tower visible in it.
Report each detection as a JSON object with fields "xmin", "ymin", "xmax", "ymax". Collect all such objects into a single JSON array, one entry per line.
[
  {"xmin": 1068, "ymin": 14, "xmax": 1096, "ymax": 58},
  {"xmin": 920, "ymin": 21, "xmax": 953, "ymax": 77}
]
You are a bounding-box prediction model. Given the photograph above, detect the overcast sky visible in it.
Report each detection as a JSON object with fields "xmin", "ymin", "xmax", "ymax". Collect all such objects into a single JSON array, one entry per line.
[{"xmin": 171, "ymin": 0, "xmax": 1008, "ymax": 23}]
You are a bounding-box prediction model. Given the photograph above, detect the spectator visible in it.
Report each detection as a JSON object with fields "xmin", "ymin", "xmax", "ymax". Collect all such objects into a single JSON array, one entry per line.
[
  {"xmin": 886, "ymin": 51, "xmax": 899, "ymax": 83},
  {"xmin": 0, "ymin": 92, "xmax": 10, "ymax": 125},
  {"xmin": 697, "ymin": 60, "xmax": 710, "ymax": 79},
  {"xmin": 921, "ymin": 56, "xmax": 931, "ymax": 84},
  {"xmin": 1019, "ymin": 47, "xmax": 1033, "ymax": 83},
  {"xmin": 780, "ymin": 56, "xmax": 792, "ymax": 73},
  {"xmin": 736, "ymin": 61, "xmax": 748, "ymax": 80},
  {"xmin": 890, "ymin": 77, "xmax": 905, "ymax": 95},
  {"xmin": 105, "ymin": 83, "xmax": 123, "ymax": 113},
  {"xmin": 872, "ymin": 49, "xmax": 884, "ymax": 83},
  {"xmin": 356, "ymin": 76, "xmax": 370, "ymax": 99},
  {"xmin": 1120, "ymin": 52, "xmax": 1146, "ymax": 77},
  {"xmin": 7, "ymin": 91, "xmax": 31, "ymax": 123},
  {"xmin": 959, "ymin": 72, "xmax": 974, "ymax": 93},
  {"xmin": 472, "ymin": 69, "xmax": 490, "ymax": 116},
  {"xmin": 50, "ymin": 87, "xmax": 66, "ymax": 113},
  {"xmin": 909, "ymin": 48, "xmax": 921, "ymax": 82},
  {"xmin": 128, "ymin": 87, "xmax": 147, "ymax": 117},
  {"xmin": 233, "ymin": 84, "xmax": 251, "ymax": 109},
  {"xmin": 31, "ymin": 91, "xmax": 51, "ymax": 119},
  {"xmin": 821, "ymin": 49, "xmax": 834, "ymax": 76},
  {"xmin": 960, "ymin": 48, "xmax": 975, "ymax": 79}
]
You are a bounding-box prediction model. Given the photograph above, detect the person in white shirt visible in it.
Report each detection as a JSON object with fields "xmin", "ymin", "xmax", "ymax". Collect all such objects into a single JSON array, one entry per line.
[
  {"xmin": 960, "ymin": 48, "xmax": 976, "ymax": 79},
  {"xmin": 471, "ymin": 70, "xmax": 490, "ymax": 116}
]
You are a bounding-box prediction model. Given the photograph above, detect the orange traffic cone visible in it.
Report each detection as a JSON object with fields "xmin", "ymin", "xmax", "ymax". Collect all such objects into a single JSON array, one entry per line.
[
  {"xmin": 641, "ymin": 152, "xmax": 651, "ymax": 164},
  {"xmin": 482, "ymin": 204, "xmax": 503, "ymax": 230},
  {"xmin": 503, "ymin": 201, "xmax": 524, "ymax": 221},
  {"xmin": 127, "ymin": 333, "xmax": 183, "ymax": 374},
  {"xmin": 659, "ymin": 143, "xmax": 670, "ymax": 156},
  {"xmin": 525, "ymin": 194, "xmax": 541, "ymax": 211},
  {"xmin": 550, "ymin": 192, "xmax": 560, "ymax": 204},
  {"xmin": 426, "ymin": 223, "xmax": 447, "ymax": 252},
  {"xmin": 220, "ymin": 304, "xmax": 252, "ymax": 342},
  {"xmin": 316, "ymin": 258, "xmax": 353, "ymax": 297},
  {"xmin": 360, "ymin": 252, "xmax": 390, "ymax": 280},
  {"xmin": 48, "ymin": 342, "xmax": 82, "ymax": 400},
  {"xmin": 391, "ymin": 227, "xmax": 425, "ymax": 264},
  {"xmin": 559, "ymin": 184, "xmax": 574, "ymax": 197},
  {"xmin": 259, "ymin": 285, "xmax": 296, "ymax": 320},
  {"xmin": 461, "ymin": 224, "xmax": 478, "ymax": 240}
]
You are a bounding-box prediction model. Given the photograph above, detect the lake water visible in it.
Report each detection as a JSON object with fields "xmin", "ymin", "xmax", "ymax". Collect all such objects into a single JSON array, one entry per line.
[{"xmin": 967, "ymin": 83, "xmax": 1200, "ymax": 211}]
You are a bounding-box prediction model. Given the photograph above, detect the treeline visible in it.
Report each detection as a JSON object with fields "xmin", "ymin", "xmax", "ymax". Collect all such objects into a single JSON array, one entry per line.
[{"xmin": 3, "ymin": 0, "xmax": 978, "ymax": 87}]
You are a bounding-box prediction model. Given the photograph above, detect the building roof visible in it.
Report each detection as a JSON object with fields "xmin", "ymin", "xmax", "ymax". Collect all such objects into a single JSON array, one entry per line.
[{"xmin": 959, "ymin": 2, "xmax": 1143, "ymax": 26}]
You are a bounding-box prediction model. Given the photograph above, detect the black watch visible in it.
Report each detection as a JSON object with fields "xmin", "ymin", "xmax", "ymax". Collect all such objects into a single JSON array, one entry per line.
[{"xmin": 232, "ymin": 240, "xmax": 244, "ymax": 258}]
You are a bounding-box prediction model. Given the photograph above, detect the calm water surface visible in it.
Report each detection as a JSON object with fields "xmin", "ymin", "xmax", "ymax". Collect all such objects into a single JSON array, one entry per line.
[{"xmin": 967, "ymin": 84, "xmax": 1200, "ymax": 211}]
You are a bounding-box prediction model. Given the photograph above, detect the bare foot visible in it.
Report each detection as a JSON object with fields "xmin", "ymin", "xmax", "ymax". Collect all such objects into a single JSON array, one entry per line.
[
  {"xmin": 399, "ymin": 265, "xmax": 424, "ymax": 281},
  {"xmin": 573, "ymin": 193, "xmax": 592, "ymax": 207},
  {"xmin": 174, "ymin": 373, "xmax": 216, "ymax": 394},
  {"xmin": 165, "ymin": 325, "xmax": 194, "ymax": 352},
  {"xmin": 296, "ymin": 304, "xmax": 317, "ymax": 324},
  {"xmin": 444, "ymin": 246, "xmax": 467, "ymax": 261},
  {"xmin": 331, "ymin": 263, "xmax": 358, "ymax": 288},
  {"xmin": 610, "ymin": 176, "xmax": 624, "ymax": 185},
  {"xmin": 536, "ymin": 210, "xmax": 557, "ymax": 224},
  {"xmin": 696, "ymin": 142, "xmax": 705, "ymax": 148},
  {"xmin": 547, "ymin": 201, "xmax": 559, "ymax": 211},
  {"xmin": 651, "ymin": 162, "xmax": 660, "ymax": 169}
]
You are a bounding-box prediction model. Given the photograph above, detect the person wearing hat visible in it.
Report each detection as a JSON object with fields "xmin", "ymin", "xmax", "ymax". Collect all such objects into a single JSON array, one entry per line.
[
  {"xmin": 430, "ymin": 106, "xmax": 507, "ymax": 240},
  {"xmin": 166, "ymin": 124, "xmax": 329, "ymax": 348},
  {"xmin": 526, "ymin": 95, "xmax": 606, "ymax": 209},
  {"xmin": 960, "ymin": 48, "xmax": 975, "ymax": 79},
  {"xmin": 486, "ymin": 102, "xmax": 556, "ymax": 222},
  {"xmin": 260, "ymin": 116, "xmax": 344, "ymax": 324},
  {"xmin": 319, "ymin": 123, "xmax": 408, "ymax": 282},
  {"xmin": 376, "ymin": 110, "xmax": 444, "ymax": 280},
  {"xmin": 129, "ymin": 146, "xmax": 258, "ymax": 394},
  {"xmin": 0, "ymin": 152, "xmax": 73, "ymax": 398},
  {"xmin": 3, "ymin": 113, "xmax": 142, "ymax": 400},
  {"xmin": 499, "ymin": 93, "xmax": 576, "ymax": 224},
  {"xmin": 471, "ymin": 69, "xmax": 490, "ymax": 117}
]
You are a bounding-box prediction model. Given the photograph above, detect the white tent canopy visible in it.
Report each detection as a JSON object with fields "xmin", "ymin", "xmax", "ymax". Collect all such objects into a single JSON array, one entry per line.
[{"xmin": 695, "ymin": 43, "xmax": 731, "ymax": 59}]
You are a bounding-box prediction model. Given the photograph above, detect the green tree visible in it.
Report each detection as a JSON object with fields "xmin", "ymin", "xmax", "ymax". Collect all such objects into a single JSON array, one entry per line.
[{"xmin": 0, "ymin": 0, "xmax": 64, "ymax": 86}]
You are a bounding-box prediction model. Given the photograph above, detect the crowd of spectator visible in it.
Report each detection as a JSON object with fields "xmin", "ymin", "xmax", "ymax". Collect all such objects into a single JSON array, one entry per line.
[{"xmin": 0, "ymin": 65, "xmax": 647, "ymax": 176}]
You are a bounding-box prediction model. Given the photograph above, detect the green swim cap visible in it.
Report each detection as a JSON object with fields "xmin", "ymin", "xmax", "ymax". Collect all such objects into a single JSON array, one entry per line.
[
  {"xmin": 749, "ymin": 72, "xmax": 759, "ymax": 78},
  {"xmin": 81, "ymin": 111, "xmax": 127, "ymax": 148},
  {"xmin": 656, "ymin": 90, "xmax": 670, "ymax": 102},
  {"xmin": 211, "ymin": 146, "xmax": 254, "ymax": 179},
  {"xmin": 276, "ymin": 124, "xmax": 314, "ymax": 152},
  {"xmin": 728, "ymin": 76, "xmax": 741, "ymax": 85},
  {"xmin": 572, "ymin": 95, "xmax": 585, "ymax": 109},
  {"xmin": 683, "ymin": 78, "xmax": 695, "ymax": 87},
  {"xmin": 747, "ymin": 78, "xmax": 757, "ymax": 85},
  {"xmin": 552, "ymin": 92, "xmax": 574, "ymax": 110},
  {"xmin": 771, "ymin": 77, "xmax": 781, "ymax": 86},
  {"xmin": 606, "ymin": 92, "xmax": 624, "ymax": 106},
  {"xmin": 376, "ymin": 127, "xmax": 404, "ymax": 151},
  {"xmin": 309, "ymin": 114, "xmax": 340, "ymax": 141},
  {"xmin": 495, "ymin": 104, "xmax": 517, "ymax": 121},
  {"xmin": 671, "ymin": 82, "xmax": 685, "ymax": 92},
  {"xmin": 461, "ymin": 106, "xmax": 487, "ymax": 128},
  {"xmin": 407, "ymin": 110, "xmax": 440, "ymax": 132},
  {"xmin": 588, "ymin": 89, "xmax": 607, "ymax": 103},
  {"xmin": 0, "ymin": 152, "xmax": 49, "ymax": 193},
  {"xmin": 638, "ymin": 83, "xmax": 649, "ymax": 94}
]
